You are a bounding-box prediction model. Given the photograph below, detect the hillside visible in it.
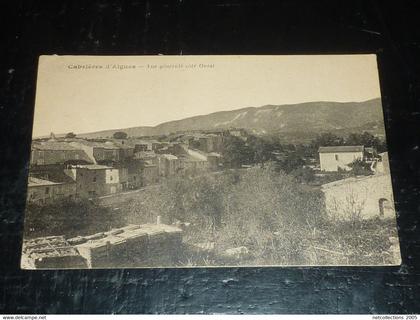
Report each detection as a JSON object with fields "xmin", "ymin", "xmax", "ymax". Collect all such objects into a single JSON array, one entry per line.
[{"xmin": 78, "ymin": 98, "xmax": 385, "ymax": 140}]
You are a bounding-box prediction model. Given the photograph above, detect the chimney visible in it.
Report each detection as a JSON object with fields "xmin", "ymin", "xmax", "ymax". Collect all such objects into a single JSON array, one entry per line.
[{"xmin": 156, "ymin": 215, "xmax": 162, "ymax": 225}]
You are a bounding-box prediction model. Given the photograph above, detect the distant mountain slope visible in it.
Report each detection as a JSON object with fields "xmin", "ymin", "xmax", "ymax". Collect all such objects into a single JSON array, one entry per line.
[{"xmin": 78, "ymin": 98, "xmax": 385, "ymax": 139}]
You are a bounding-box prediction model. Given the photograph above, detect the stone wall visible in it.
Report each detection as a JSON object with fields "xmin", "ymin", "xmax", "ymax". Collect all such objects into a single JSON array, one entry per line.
[{"xmin": 322, "ymin": 173, "xmax": 396, "ymax": 220}]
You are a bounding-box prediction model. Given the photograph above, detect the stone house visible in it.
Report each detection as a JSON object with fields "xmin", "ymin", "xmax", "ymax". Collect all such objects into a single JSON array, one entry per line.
[
  {"xmin": 26, "ymin": 177, "xmax": 76, "ymax": 204},
  {"xmin": 318, "ymin": 146, "xmax": 364, "ymax": 171},
  {"xmin": 64, "ymin": 164, "xmax": 122, "ymax": 198},
  {"xmin": 93, "ymin": 141, "xmax": 134, "ymax": 163},
  {"xmin": 151, "ymin": 141, "xmax": 169, "ymax": 152},
  {"xmin": 120, "ymin": 159, "xmax": 143, "ymax": 190},
  {"xmin": 141, "ymin": 163, "xmax": 159, "ymax": 186},
  {"xmin": 207, "ymin": 152, "xmax": 222, "ymax": 170},
  {"xmin": 157, "ymin": 154, "xmax": 182, "ymax": 177},
  {"xmin": 30, "ymin": 141, "xmax": 92, "ymax": 166},
  {"xmin": 198, "ymin": 134, "xmax": 224, "ymax": 153},
  {"xmin": 228, "ymin": 128, "xmax": 247, "ymax": 139},
  {"xmin": 178, "ymin": 149, "xmax": 210, "ymax": 173},
  {"xmin": 127, "ymin": 139, "xmax": 153, "ymax": 152},
  {"xmin": 133, "ymin": 150, "xmax": 158, "ymax": 163}
]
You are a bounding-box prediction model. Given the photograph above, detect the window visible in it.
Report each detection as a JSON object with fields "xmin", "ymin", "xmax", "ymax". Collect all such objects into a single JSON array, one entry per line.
[
  {"xmin": 335, "ymin": 154, "xmax": 339, "ymax": 161},
  {"xmin": 45, "ymin": 187, "xmax": 50, "ymax": 194},
  {"xmin": 93, "ymin": 177, "xmax": 96, "ymax": 182},
  {"xmin": 110, "ymin": 176, "xmax": 113, "ymax": 181},
  {"xmin": 39, "ymin": 151, "xmax": 44, "ymax": 160}
]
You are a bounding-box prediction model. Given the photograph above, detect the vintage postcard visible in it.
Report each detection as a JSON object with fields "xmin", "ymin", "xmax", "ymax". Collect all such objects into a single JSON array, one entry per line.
[{"xmin": 21, "ymin": 55, "xmax": 401, "ymax": 269}]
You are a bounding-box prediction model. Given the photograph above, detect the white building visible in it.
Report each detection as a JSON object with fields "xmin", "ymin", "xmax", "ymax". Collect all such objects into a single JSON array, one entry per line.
[{"xmin": 319, "ymin": 146, "xmax": 364, "ymax": 172}]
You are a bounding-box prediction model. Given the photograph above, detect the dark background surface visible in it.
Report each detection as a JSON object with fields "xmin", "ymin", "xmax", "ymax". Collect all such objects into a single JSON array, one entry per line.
[{"xmin": 1, "ymin": 0, "xmax": 420, "ymax": 314}]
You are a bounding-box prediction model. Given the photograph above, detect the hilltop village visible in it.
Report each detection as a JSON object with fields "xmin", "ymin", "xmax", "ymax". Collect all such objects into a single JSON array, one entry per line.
[
  {"xmin": 27, "ymin": 129, "xmax": 394, "ymax": 219},
  {"xmin": 27, "ymin": 129, "xmax": 233, "ymax": 202},
  {"xmin": 23, "ymin": 128, "xmax": 399, "ymax": 268}
]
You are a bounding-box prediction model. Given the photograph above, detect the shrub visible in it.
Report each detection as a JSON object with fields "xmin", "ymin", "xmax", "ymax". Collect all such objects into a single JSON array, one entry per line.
[
  {"xmin": 113, "ymin": 131, "xmax": 128, "ymax": 139},
  {"xmin": 348, "ymin": 159, "xmax": 373, "ymax": 176},
  {"xmin": 290, "ymin": 167, "xmax": 315, "ymax": 183},
  {"xmin": 24, "ymin": 198, "xmax": 125, "ymax": 239}
]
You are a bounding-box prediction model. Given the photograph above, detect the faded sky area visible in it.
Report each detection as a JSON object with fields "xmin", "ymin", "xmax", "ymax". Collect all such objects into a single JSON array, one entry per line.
[{"xmin": 32, "ymin": 55, "xmax": 382, "ymax": 137}]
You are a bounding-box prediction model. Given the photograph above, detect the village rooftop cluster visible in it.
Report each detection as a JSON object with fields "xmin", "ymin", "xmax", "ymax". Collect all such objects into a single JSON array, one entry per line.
[
  {"xmin": 27, "ymin": 129, "xmax": 230, "ymax": 203},
  {"xmin": 27, "ymin": 128, "xmax": 394, "ymax": 222}
]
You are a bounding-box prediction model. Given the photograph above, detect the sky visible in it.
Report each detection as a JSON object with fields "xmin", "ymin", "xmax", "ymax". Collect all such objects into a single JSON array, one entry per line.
[{"xmin": 32, "ymin": 54, "xmax": 382, "ymax": 137}]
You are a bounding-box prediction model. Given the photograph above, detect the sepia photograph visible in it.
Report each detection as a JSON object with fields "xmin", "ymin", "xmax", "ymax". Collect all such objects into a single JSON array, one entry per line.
[{"xmin": 21, "ymin": 55, "xmax": 401, "ymax": 269}]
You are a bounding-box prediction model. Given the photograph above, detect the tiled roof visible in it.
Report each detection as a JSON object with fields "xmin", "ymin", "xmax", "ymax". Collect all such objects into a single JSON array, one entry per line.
[
  {"xmin": 70, "ymin": 140, "xmax": 104, "ymax": 148},
  {"xmin": 123, "ymin": 139, "xmax": 151, "ymax": 146},
  {"xmin": 143, "ymin": 163, "xmax": 157, "ymax": 167},
  {"xmin": 28, "ymin": 177, "xmax": 62, "ymax": 187},
  {"xmin": 208, "ymin": 152, "xmax": 222, "ymax": 157},
  {"xmin": 73, "ymin": 140, "xmax": 134, "ymax": 150},
  {"xmin": 32, "ymin": 142, "xmax": 79, "ymax": 151},
  {"xmin": 110, "ymin": 141, "xmax": 134, "ymax": 150},
  {"xmin": 318, "ymin": 146, "xmax": 364, "ymax": 153},
  {"xmin": 72, "ymin": 164, "xmax": 112, "ymax": 170},
  {"xmin": 159, "ymin": 154, "xmax": 178, "ymax": 160},
  {"xmin": 187, "ymin": 149, "xmax": 208, "ymax": 161}
]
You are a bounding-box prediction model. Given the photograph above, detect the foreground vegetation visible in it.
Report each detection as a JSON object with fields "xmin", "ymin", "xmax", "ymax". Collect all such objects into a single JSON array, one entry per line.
[
  {"xmin": 24, "ymin": 129, "xmax": 397, "ymax": 266},
  {"xmin": 24, "ymin": 165, "xmax": 398, "ymax": 266},
  {"xmin": 121, "ymin": 166, "xmax": 398, "ymax": 266},
  {"xmin": 24, "ymin": 199, "xmax": 126, "ymax": 239}
]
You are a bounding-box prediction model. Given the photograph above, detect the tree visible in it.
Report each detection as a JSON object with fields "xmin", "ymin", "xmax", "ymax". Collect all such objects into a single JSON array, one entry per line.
[
  {"xmin": 113, "ymin": 131, "xmax": 128, "ymax": 139},
  {"xmin": 308, "ymin": 132, "xmax": 345, "ymax": 157},
  {"xmin": 275, "ymin": 152, "xmax": 305, "ymax": 173},
  {"xmin": 348, "ymin": 158, "xmax": 373, "ymax": 176},
  {"xmin": 221, "ymin": 136, "xmax": 252, "ymax": 168},
  {"xmin": 24, "ymin": 199, "xmax": 125, "ymax": 239},
  {"xmin": 189, "ymin": 139, "xmax": 201, "ymax": 150},
  {"xmin": 115, "ymin": 166, "xmax": 327, "ymax": 265},
  {"xmin": 311, "ymin": 132, "xmax": 344, "ymax": 148},
  {"xmin": 246, "ymin": 135, "xmax": 275, "ymax": 166},
  {"xmin": 218, "ymin": 166, "xmax": 325, "ymax": 264},
  {"xmin": 124, "ymin": 173, "xmax": 231, "ymax": 234},
  {"xmin": 65, "ymin": 132, "xmax": 76, "ymax": 139},
  {"xmin": 345, "ymin": 131, "xmax": 387, "ymax": 152}
]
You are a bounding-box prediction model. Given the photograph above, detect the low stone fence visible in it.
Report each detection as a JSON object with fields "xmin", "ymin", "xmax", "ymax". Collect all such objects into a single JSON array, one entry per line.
[{"xmin": 22, "ymin": 223, "xmax": 183, "ymax": 269}]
